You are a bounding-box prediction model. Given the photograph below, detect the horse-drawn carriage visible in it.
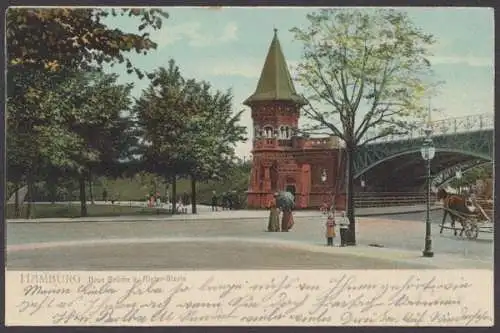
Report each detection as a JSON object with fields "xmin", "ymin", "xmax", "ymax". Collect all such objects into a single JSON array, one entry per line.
[{"xmin": 437, "ymin": 189, "xmax": 493, "ymax": 240}]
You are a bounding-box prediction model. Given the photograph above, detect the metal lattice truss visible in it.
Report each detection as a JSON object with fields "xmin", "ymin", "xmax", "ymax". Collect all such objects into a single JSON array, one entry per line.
[
  {"xmin": 354, "ymin": 127, "xmax": 494, "ymax": 178},
  {"xmin": 362, "ymin": 113, "xmax": 494, "ymax": 144},
  {"xmin": 431, "ymin": 160, "xmax": 492, "ymax": 189}
]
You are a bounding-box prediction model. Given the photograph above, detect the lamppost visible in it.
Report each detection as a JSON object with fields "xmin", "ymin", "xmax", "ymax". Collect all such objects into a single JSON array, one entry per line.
[
  {"xmin": 456, "ymin": 170, "xmax": 462, "ymax": 194},
  {"xmin": 421, "ymin": 123, "xmax": 435, "ymax": 258}
]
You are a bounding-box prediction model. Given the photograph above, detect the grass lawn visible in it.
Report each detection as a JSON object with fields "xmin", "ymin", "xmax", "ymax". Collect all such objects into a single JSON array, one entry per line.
[{"xmin": 5, "ymin": 203, "xmax": 172, "ymax": 219}]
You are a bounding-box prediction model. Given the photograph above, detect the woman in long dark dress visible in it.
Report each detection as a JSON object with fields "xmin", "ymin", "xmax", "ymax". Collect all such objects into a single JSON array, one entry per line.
[
  {"xmin": 281, "ymin": 207, "xmax": 294, "ymax": 232},
  {"xmin": 268, "ymin": 193, "xmax": 280, "ymax": 232}
]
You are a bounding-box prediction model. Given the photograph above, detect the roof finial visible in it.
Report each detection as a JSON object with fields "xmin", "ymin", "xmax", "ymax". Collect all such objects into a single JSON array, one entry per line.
[{"xmin": 273, "ymin": 27, "xmax": 278, "ymax": 35}]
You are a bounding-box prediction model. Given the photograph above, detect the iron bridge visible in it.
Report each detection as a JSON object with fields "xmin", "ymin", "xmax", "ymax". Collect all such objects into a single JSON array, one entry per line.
[{"xmin": 353, "ymin": 113, "xmax": 494, "ymax": 191}]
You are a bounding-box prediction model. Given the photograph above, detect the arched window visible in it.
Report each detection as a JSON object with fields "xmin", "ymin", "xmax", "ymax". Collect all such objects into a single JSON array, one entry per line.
[
  {"xmin": 285, "ymin": 126, "xmax": 290, "ymax": 139},
  {"xmin": 263, "ymin": 126, "xmax": 273, "ymax": 138},
  {"xmin": 280, "ymin": 126, "xmax": 285, "ymax": 138}
]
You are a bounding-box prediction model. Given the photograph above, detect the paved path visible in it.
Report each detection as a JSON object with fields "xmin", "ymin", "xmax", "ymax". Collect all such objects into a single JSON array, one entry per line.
[
  {"xmin": 6, "ymin": 215, "xmax": 493, "ymax": 270},
  {"xmin": 7, "ymin": 203, "xmax": 442, "ymax": 223},
  {"xmin": 7, "ymin": 237, "xmax": 472, "ymax": 270}
]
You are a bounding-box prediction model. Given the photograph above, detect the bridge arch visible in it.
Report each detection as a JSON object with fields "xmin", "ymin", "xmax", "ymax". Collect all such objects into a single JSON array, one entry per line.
[
  {"xmin": 354, "ymin": 148, "xmax": 491, "ymax": 179},
  {"xmin": 432, "ymin": 160, "xmax": 493, "ymax": 189}
]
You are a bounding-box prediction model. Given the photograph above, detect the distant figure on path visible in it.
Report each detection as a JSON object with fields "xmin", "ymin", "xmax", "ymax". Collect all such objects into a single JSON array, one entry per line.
[
  {"xmin": 182, "ymin": 192, "xmax": 190, "ymax": 206},
  {"xmin": 228, "ymin": 191, "xmax": 233, "ymax": 210},
  {"xmin": 221, "ymin": 192, "xmax": 229, "ymax": 210},
  {"xmin": 267, "ymin": 193, "xmax": 280, "ymax": 232},
  {"xmin": 211, "ymin": 191, "xmax": 218, "ymax": 211},
  {"xmin": 339, "ymin": 211, "xmax": 349, "ymax": 247},
  {"xmin": 102, "ymin": 189, "xmax": 108, "ymax": 202}
]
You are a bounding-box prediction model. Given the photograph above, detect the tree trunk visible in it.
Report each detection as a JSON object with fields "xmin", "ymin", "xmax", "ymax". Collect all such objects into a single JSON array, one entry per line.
[
  {"xmin": 164, "ymin": 181, "xmax": 169, "ymax": 203},
  {"xmin": 88, "ymin": 168, "xmax": 94, "ymax": 204},
  {"xmin": 48, "ymin": 175, "xmax": 57, "ymax": 204},
  {"xmin": 79, "ymin": 175, "xmax": 88, "ymax": 217},
  {"xmin": 26, "ymin": 173, "xmax": 34, "ymax": 219},
  {"xmin": 191, "ymin": 175, "xmax": 197, "ymax": 214},
  {"xmin": 171, "ymin": 174, "xmax": 177, "ymax": 214},
  {"xmin": 346, "ymin": 145, "xmax": 356, "ymax": 246},
  {"xmin": 14, "ymin": 184, "xmax": 20, "ymax": 218}
]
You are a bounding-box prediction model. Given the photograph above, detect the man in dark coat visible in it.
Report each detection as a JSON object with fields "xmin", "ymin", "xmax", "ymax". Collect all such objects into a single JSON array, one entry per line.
[{"xmin": 211, "ymin": 191, "xmax": 218, "ymax": 211}]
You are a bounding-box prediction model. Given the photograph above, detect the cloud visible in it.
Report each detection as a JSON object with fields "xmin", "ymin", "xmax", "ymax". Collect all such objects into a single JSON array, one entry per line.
[
  {"xmin": 157, "ymin": 21, "xmax": 238, "ymax": 48},
  {"xmin": 209, "ymin": 61, "xmax": 260, "ymax": 78},
  {"xmin": 429, "ymin": 55, "xmax": 493, "ymax": 67},
  {"xmin": 204, "ymin": 58, "xmax": 300, "ymax": 79}
]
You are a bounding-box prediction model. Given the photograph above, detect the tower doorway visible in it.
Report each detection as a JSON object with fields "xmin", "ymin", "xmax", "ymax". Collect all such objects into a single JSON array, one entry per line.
[{"xmin": 285, "ymin": 185, "xmax": 296, "ymax": 197}]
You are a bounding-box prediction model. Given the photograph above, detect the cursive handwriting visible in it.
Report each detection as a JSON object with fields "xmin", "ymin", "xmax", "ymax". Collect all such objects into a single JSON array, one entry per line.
[{"xmin": 8, "ymin": 271, "xmax": 492, "ymax": 326}]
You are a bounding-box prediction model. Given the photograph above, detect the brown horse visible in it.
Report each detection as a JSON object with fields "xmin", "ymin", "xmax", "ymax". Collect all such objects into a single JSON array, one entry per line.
[{"xmin": 437, "ymin": 188, "xmax": 474, "ymax": 236}]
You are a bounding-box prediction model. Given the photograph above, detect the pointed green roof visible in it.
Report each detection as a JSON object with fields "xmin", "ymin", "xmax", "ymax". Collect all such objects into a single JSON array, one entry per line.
[{"xmin": 244, "ymin": 29, "xmax": 307, "ymax": 106}]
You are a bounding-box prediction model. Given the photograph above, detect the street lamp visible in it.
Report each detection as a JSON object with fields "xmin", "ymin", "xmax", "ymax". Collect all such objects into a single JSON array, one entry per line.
[
  {"xmin": 420, "ymin": 125, "xmax": 435, "ymax": 258},
  {"xmin": 456, "ymin": 170, "xmax": 462, "ymax": 194}
]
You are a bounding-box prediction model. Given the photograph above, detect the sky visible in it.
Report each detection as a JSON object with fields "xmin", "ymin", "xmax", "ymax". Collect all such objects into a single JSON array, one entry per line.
[{"xmin": 102, "ymin": 7, "xmax": 494, "ymax": 158}]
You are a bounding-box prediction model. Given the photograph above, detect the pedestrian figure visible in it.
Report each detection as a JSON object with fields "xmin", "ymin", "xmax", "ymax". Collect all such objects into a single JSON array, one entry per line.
[
  {"xmin": 182, "ymin": 192, "xmax": 190, "ymax": 206},
  {"xmin": 326, "ymin": 208, "xmax": 336, "ymax": 246},
  {"xmin": 275, "ymin": 191, "xmax": 295, "ymax": 232},
  {"xmin": 227, "ymin": 192, "xmax": 233, "ymax": 210},
  {"xmin": 281, "ymin": 206, "xmax": 294, "ymax": 232},
  {"xmin": 211, "ymin": 191, "xmax": 218, "ymax": 211},
  {"xmin": 102, "ymin": 189, "xmax": 108, "ymax": 202},
  {"xmin": 221, "ymin": 192, "xmax": 227, "ymax": 210},
  {"xmin": 267, "ymin": 193, "xmax": 280, "ymax": 232},
  {"xmin": 339, "ymin": 211, "xmax": 349, "ymax": 247}
]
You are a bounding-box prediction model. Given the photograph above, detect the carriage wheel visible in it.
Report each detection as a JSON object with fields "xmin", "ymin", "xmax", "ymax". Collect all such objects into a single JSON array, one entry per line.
[{"xmin": 465, "ymin": 224, "xmax": 479, "ymax": 240}]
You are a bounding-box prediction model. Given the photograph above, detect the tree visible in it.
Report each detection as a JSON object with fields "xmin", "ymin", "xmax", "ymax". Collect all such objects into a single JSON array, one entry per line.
[
  {"xmin": 134, "ymin": 60, "xmax": 192, "ymax": 214},
  {"xmin": 6, "ymin": 8, "xmax": 168, "ymax": 218},
  {"xmin": 50, "ymin": 71, "xmax": 134, "ymax": 216},
  {"xmin": 291, "ymin": 8, "xmax": 438, "ymax": 245},
  {"xmin": 180, "ymin": 81, "xmax": 247, "ymax": 213},
  {"xmin": 6, "ymin": 8, "xmax": 168, "ymax": 75},
  {"xmin": 135, "ymin": 61, "xmax": 247, "ymax": 214},
  {"xmin": 6, "ymin": 69, "xmax": 72, "ymax": 218},
  {"xmin": 449, "ymin": 163, "xmax": 493, "ymax": 188}
]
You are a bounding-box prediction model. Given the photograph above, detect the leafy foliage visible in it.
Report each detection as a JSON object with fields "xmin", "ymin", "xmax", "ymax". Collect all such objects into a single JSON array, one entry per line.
[
  {"xmin": 180, "ymin": 81, "xmax": 247, "ymax": 181},
  {"xmin": 6, "ymin": 8, "xmax": 168, "ymax": 217},
  {"xmin": 6, "ymin": 8, "xmax": 168, "ymax": 75},
  {"xmin": 135, "ymin": 60, "xmax": 247, "ymax": 181},
  {"xmin": 291, "ymin": 8, "xmax": 438, "ymax": 146},
  {"xmin": 290, "ymin": 8, "xmax": 439, "ymax": 244}
]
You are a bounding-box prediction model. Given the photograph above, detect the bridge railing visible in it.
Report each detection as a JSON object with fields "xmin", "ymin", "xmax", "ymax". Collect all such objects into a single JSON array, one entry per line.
[
  {"xmin": 363, "ymin": 113, "xmax": 493, "ymax": 144},
  {"xmin": 354, "ymin": 195, "xmax": 431, "ymax": 208}
]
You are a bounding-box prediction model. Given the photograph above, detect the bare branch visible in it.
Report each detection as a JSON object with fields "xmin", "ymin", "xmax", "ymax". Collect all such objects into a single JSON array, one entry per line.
[
  {"xmin": 302, "ymin": 102, "xmax": 346, "ymax": 140},
  {"xmin": 351, "ymin": 40, "xmax": 370, "ymax": 111},
  {"xmin": 354, "ymin": 60, "xmax": 392, "ymax": 142},
  {"xmin": 296, "ymin": 128, "xmax": 332, "ymax": 137},
  {"xmin": 358, "ymin": 129, "xmax": 408, "ymax": 147},
  {"xmin": 308, "ymin": 53, "xmax": 342, "ymax": 110},
  {"xmin": 302, "ymin": 74, "xmax": 337, "ymax": 108}
]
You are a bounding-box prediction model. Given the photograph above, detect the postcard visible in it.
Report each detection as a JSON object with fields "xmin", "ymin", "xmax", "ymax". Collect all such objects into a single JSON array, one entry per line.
[{"xmin": 4, "ymin": 6, "xmax": 494, "ymax": 326}]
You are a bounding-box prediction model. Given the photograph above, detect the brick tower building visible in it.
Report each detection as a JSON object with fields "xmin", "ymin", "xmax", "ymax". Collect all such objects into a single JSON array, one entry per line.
[{"xmin": 245, "ymin": 29, "xmax": 344, "ymax": 209}]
